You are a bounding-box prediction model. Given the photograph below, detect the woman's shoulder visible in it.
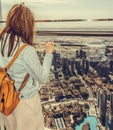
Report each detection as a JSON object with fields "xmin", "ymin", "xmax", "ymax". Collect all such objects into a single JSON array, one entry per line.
[
  {"xmin": 21, "ymin": 43, "xmax": 36, "ymax": 53},
  {"xmin": 20, "ymin": 43, "xmax": 37, "ymax": 58}
]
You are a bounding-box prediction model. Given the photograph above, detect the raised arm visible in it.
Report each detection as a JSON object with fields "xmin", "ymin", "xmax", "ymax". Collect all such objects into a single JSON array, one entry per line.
[{"xmin": 22, "ymin": 42, "xmax": 54, "ymax": 83}]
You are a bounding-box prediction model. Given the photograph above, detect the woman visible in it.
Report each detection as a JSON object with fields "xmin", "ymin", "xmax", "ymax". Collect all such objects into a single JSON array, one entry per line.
[{"xmin": 0, "ymin": 3, "xmax": 54, "ymax": 130}]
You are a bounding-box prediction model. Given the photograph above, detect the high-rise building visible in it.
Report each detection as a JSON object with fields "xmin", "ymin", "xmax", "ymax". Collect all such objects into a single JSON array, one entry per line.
[
  {"xmin": 62, "ymin": 58, "xmax": 68, "ymax": 75},
  {"xmin": 98, "ymin": 89, "xmax": 107, "ymax": 126},
  {"xmin": 110, "ymin": 61, "xmax": 113, "ymax": 72},
  {"xmin": 102, "ymin": 92, "xmax": 113, "ymax": 130},
  {"xmin": 62, "ymin": 58, "xmax": 70, "ymax": 79},
  {"xmin": 105, "ymin": 112, "xmax": 113, "ymax": 130},
  {"xmin": 106, "ymin": 92, "xmax": 113, "ymax": 130},
  {"xmin": 85, "ymin": 60, "xmax": 89, "ymax": 73},
  {"xmin": 110, "ymin": 92, "xmax": 113, "ymax": 115},
  {"xmin": 53, "ymin": 51, "xmax": 61, "ymax": 79},
  {"xmin": 75, "ymin": 60, "xmax": 81, "ymax": 74},
  {"xmin": 70, "ymin": 59, "xmax": 76, "ymax": 76}
]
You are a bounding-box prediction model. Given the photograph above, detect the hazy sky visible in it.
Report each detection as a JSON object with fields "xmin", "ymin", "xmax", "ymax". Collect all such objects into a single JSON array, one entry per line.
[{"xmin": 1, "ymin": 0, "xmax": 113, "ymax": 28}]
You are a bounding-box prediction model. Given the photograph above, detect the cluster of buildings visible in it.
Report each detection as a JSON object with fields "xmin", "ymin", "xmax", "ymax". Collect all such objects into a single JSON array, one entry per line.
[
  {"xmin": 42, "ymin": 102, "xmax": 86, "ymax": 130},
  {"xmin": 38, "ymin": 42, "xmax": 113, "ymax": 130}
]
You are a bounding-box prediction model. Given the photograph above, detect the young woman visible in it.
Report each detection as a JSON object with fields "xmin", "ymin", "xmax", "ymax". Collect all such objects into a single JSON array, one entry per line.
[{"xmin": 0, "ymin": 3, "xmax": 54, "ymax": 130}]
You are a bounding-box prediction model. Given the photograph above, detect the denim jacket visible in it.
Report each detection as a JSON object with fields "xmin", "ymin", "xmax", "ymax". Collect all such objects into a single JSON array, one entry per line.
[{"xmin": 0, "ymin": 42, "xmax": 53, "ymax": 99}]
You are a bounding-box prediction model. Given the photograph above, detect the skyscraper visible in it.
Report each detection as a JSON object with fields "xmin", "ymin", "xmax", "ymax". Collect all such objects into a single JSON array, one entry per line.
[
  {"xmin": 98, "ymin": 89, "xmax": 107, "ymax": 126},
  {"xmin": 85, "ymin": 60, "xmax": 89, "ymax": 73},
  {"xmin": 110, "ymin": 92, "xmax": 113, "ymax": 114},
  {"xmin": 108, "ymin": 92, "xmax": 113, "ymax": 129},
  {"xmin": 105, "ymin": 111, "xmax": 113, "ymax": 130}
]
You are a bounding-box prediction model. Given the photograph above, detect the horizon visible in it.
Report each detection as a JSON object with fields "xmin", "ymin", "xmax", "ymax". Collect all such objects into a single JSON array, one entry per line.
[{"xmin": 0, "ymin": 0, "xmax": 113, "ymax": 28}]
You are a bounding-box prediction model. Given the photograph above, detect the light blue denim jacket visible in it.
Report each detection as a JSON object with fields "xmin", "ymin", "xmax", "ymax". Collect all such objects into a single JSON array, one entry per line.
[{"xmin": 0, "ymin": 42, "xmax": 53, "ymax": 99}]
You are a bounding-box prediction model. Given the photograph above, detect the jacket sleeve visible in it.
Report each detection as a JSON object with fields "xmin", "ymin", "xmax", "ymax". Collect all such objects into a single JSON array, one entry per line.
[{"xmin": 21, "ymin": 45, "xmax": 53, "ymax": 84}]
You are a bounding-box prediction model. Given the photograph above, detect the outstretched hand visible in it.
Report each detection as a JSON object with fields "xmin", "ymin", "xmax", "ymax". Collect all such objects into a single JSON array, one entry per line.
[{"xmin": 45, "ymin": 41, "xmax": 55, "ymax": 53}]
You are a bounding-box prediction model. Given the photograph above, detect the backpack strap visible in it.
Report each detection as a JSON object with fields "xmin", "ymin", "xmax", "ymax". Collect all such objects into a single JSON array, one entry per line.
[
  {"xmin": 5, "ymin": 44, "xmax": 28, "ymax": 71},
  {"xmin": 5, "ymin": 44, "xmax": 29, "ymax": 92},
  {"xmin": 18, "ymin": 73, "xmax": 29, "ymax": 92}
]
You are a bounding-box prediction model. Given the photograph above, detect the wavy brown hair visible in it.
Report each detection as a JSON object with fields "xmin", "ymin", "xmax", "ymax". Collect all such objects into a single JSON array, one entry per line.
[{"xmin": 0, "ymin": 3, "xmax": 35, "ymax": 56}]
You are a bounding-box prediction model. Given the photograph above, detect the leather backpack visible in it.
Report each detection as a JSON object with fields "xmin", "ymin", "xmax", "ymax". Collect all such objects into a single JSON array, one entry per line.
[{"xmin": 0, "ymin": 44, "xmax": 29, "ymax": 116}]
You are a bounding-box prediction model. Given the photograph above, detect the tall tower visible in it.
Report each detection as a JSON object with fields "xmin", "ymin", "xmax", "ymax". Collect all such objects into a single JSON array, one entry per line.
[
  {"xmin": 98, "ymin": 89, "xmax": 107, "ymax": 126},
  {"xmin": 110, "ymin": 92, "xmax": 113, "ymax": 115},
  {"xmin": 109, "ymin": 93, "xmax": 113, "ymax": 129},
  {"xmin": 105, "ymin": 92, "xmax": 113, "ymax": 130}
]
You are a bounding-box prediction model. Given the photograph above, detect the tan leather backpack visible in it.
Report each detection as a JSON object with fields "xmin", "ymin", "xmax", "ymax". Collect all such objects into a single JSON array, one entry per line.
[{"xmin": 0, "ymin": 44, "xmax": 29, "ymax": 116}]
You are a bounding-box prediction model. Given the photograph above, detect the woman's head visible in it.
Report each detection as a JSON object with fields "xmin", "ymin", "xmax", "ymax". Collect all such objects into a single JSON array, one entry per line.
[
  {"xmin": 0, "ymin": 3, "xmax": 35, "ymax": 56},
  {"xmin": 7, "ymin": 3, "xmax": 35, "ymax": 44}
]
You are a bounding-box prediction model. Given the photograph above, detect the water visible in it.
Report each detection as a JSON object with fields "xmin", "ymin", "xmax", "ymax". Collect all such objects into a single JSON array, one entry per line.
[{"xmin": 75, "ymin": 116, "xmax": 98, "ymax": 130}]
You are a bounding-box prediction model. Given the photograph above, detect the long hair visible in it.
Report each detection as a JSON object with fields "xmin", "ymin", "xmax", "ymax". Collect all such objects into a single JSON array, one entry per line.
[{"xmin": 0, "ymin": 3, "xmax": 35, "ymax": 56}]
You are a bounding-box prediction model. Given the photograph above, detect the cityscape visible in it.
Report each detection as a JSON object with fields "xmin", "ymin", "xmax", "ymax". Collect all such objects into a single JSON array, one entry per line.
[
  {"xmin": 0, "ymin": 1, "xmax": 113, "ymax": 130},
  {"xmin": 37, "ymin": 39, "xmax": 113, "ymax": 130}
]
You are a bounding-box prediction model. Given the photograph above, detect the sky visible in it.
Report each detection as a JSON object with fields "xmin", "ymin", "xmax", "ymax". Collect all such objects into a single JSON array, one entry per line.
[{"xmin": 0, "ymin": 0, "xmax": 113, "ymax": 29}]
